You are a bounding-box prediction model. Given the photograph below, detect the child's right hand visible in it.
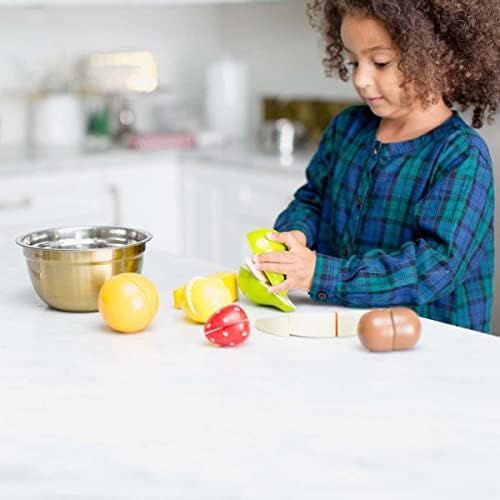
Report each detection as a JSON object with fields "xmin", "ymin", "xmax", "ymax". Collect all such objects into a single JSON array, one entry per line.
[
  {"xmin": 254, "ymin": 230, "xmax": 316, "ymax": 293},
  {"xmin": 287, "ymin": 230, "xmax": 307, "ymax": 247}
]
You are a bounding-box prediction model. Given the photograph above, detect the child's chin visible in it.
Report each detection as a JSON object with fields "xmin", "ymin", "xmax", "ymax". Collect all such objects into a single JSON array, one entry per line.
[{"xmin": 367, "ymin": 103, "xmax": 392, "ymax": 117}]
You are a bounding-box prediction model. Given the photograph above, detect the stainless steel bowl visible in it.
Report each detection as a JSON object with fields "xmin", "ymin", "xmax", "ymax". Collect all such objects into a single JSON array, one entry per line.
[{"xmin": 16, "ymin": 226, "xmax": 153, "ymax": 312}]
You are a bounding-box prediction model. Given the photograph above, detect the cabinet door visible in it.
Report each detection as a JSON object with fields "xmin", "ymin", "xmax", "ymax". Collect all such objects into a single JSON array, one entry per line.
[
  {"xmin": 102, "ymin": 159, "xmax": 182, "ymax": 254},
  {"xmin": 181, "ymin": 160, "xmax": 304, "ymax": 268},
  {"xmin": 0, "ymin": 170, "xmax": 116, "ymax": 248},
  {"xmin": 222, "ymin": 170, "xmax": 304, "ymax": 268},
  {"xmin": 181, "ymin": 162, "xmax": 225, "ymax": 263}
]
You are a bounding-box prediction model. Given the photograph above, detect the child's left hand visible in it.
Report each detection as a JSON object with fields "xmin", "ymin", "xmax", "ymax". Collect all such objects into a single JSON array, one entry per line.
[{"xmin": 253, "ymin": 231, "xmax": 317, "ymax": 293}]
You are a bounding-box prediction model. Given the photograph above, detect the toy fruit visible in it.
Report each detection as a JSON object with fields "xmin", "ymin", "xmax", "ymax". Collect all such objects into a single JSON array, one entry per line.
[
  {"xmin": 358, "ymin": 307, "xmax": 421, "ymax": 352},
  {"xmin": 238, "ymin": 259, "xmax": 295, "ymax": 312},
  {"xmin": 246, "ymin": 228, "xmax": 286, "ymax": 287},
  {"xmin": 173, "ymin": 271, "xmax": 238, "ymax": 309},
  {"xmin": 204, "ymin": 304, "xmax": 250, "ymax": 347},
  {"xmin": 182, "ymin": 276, "xmax": 233, "ymax": 323},
  {"xmin": 98, "ymin": 273, "xmax": 159, "ymax": 333}
]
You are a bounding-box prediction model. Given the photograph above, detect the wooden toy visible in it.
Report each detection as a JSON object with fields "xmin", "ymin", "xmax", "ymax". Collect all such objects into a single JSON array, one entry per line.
[
  {"xmin": 238, "ymin": 259, "xmax": 295, "ymax": 312},
  {"xmin": 173, "ymin": 271, "xmax": 237, "ymax": 309},
  {"xmin": 255, "ymin": 309, "xmax": 372, "ymax": 337},
  {"xmin": 204, "ymin": 305, "xmax": 250, "ymax": 347},
  {"xmin": 98, "ymin": 273, "xmax": 159, "ymax": 333},
  {"xmin": 357, "ymin": 307, "xmax": 421, "ymax": 352},
  {"xmin": 182, "ymin": 277, "xmax": 233, "ymax": 324},
  {"xmin": 246, "ymin": 228, "xmax": 286, "ymax": 287},
  {"xmin": 255, "ymin": 307, "xmax": 422, "ymax": 351}
]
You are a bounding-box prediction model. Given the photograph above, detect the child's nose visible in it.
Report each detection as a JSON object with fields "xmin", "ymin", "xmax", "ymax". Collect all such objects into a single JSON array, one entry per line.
[{"xmin": 353, "ymin": 63, "xmax": 374, "ymax": 91}]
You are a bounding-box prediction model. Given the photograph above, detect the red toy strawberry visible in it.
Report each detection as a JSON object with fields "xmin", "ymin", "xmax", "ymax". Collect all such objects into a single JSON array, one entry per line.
[{"xmin": 204, "ymin": 304, "xmax": 250, "ymax": 347}]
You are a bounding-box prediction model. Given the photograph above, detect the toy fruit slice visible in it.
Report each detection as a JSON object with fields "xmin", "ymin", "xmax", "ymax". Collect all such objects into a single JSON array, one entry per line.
[
  {"xmin": 212, "ymin": 271, "xmax": 238, "ymax": 303},
  {"xmin": 238, "ymin": 263, "xmax": 295, "ymax": 313},
  {"xmin": 246, "ymin": 228, "xmax": 286, "ymax": 287},
  {"xmin": 173, "ymin": 286, "xmax": 185, "ymax": 309},
  {"xmin": 173, "ymin": 271, "xmax": 238, "ymax": 309},
  {"xmin": 182, "ymin": 276, "xmax": 233, "ymax": 323}
]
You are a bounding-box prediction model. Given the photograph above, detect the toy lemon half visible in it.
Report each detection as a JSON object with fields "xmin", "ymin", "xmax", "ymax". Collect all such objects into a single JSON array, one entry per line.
[
  {"xmin": 173, "ymin": 271, "xmax": 238, "ymax": 309},
  {"xmin": 238, "ymin": 258, "xmax": 295, "ymax": 313},
  {"xmin": 182, "ymin": 276, "xmax": 233, "ymax": 323}
]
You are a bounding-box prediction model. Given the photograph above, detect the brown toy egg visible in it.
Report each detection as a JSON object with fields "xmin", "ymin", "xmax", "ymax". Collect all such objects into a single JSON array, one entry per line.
[{"xmin": 357, "ymin": 307, "xmax": 421, "ymax": 352}]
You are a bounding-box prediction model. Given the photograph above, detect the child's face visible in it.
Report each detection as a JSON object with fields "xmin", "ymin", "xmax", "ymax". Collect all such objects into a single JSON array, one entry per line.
[{"xmin": 341, "ymin": 14, "xmax": 410, "ymax": 118}]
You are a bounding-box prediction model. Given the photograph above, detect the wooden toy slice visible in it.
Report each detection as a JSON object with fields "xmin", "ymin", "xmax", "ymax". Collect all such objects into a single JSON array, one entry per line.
[
  {"xmin": 255, "ymin": 309, "xmax": 376, "ymax": 338},
  {"xmin": 254, "ymin": 316, "xmax": 290, "ymax": 337},
  {"xmin": 337, "ymin": 309, "xmax": 372, "ymax": 337},
  {"xmin": 289, "ymin": 313, "xmax": 337, "ymax": 338}
]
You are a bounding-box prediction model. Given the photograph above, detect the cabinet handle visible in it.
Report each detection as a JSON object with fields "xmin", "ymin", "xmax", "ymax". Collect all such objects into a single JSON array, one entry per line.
[
  {"xmin": 0, "ymin": 197, "xmax": 32, "ymax": 211},
  {"xmin": 108, "ymin": 185, "xmax": 121, "ymax": 225}
]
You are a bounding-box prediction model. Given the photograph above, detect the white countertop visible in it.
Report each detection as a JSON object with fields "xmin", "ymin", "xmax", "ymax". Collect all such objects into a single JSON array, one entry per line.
[
  {"xmin": 0, "ymin": 142, "xmax": 311, "ymax": 177},
  {"xmin": 2, "ymin": 245, "xmax": 500, "ymax": 499}
]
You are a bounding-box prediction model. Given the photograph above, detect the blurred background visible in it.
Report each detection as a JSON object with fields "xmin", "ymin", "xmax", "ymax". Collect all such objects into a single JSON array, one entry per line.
[{"xmin": 0, "ymin": 0, "xmax": 498, "ymax": 331}]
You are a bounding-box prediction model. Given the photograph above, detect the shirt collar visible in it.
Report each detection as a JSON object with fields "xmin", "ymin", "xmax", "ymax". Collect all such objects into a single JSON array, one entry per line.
[{"xmin": 364, "ymin": 107, "xmax": 462, "ymax": 158}]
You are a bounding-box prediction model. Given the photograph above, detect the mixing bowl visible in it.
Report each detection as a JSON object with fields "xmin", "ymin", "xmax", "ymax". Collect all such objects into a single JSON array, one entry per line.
[{"xmin": 16, "ymin": 226, "xmax": 152, "ymax": 312}]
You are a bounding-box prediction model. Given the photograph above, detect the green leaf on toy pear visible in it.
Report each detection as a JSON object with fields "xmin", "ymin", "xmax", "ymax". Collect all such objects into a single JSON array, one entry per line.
[
  {"xmin": 237, "ymin": 265, "xmax": 295, "ymax": 313},
  {"xmin": 246, "ymin": 228, "xmax": 286, "ymax": 287}
]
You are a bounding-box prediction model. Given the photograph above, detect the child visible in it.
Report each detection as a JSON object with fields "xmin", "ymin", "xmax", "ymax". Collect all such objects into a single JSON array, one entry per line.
[{"xmin": 253, "ymin": 0, "xmax": 500, "ymax": 333}]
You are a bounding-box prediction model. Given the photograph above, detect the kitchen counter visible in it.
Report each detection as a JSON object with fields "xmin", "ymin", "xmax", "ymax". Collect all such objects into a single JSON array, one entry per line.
[
  {"xmin": 2, "ymin": 245, "xmax": 500, "ymax": 499},
  {"xmin": 0, "ymin": 142, "xmax": 311, "ymax": 177}
]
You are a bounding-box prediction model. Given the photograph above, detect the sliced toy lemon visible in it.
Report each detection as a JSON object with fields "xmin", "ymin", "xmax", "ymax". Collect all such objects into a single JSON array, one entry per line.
[
  {"xmin": 173, "ymin": 271, "xmax": 238, "ymax": 309},
  {"xmin": 182, "ymin": 276, "xmax": 233, "ymax": 323}
]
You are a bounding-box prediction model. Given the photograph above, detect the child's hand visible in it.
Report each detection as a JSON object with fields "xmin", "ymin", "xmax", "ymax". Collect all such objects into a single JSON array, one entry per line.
[
  {"xmin": 287, "ymin": 230, "xmax": 307, "ymax": 246},
  {"xmin": 253, "ymin": 231, "xmax": 316, "ymax": 293}
]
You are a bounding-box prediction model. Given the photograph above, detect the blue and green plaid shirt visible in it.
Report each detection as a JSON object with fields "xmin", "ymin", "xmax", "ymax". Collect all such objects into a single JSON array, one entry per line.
[{"xmin": 274, "ymin": 105, "xmax": 495, "ymax": 333}]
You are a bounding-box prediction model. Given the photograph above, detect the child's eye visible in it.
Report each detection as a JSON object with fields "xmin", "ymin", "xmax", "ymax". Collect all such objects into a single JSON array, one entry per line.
[
  {"xmin": 375, "ymin": 62, "xmax": 390, "ymax": 68},
  {"xmin": 347, "ymin": 61, "xmax": 358, "ymax": 68}
]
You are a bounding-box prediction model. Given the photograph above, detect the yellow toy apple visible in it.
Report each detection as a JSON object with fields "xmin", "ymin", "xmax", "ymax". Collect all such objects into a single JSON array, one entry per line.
[{"xmin": 98, "ymin": 273, "xmax": 159, "ymax": 333}]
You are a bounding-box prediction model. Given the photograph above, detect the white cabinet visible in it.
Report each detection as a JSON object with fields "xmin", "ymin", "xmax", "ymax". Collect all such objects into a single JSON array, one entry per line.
[
  {"xmin": 102, "ymin": 159, "xmax": 182, "ymax": 255},
  {"xmin": 2, "ymin": 151, "xmax": 301, "ymax": 265},
  {"xmin": 182, "ymin": 159, "xmax": 304, "ymax": 269},
  {"xmin": 1, "ymin": 158, "xmax": 181, "ymax": 255},
  {"xmin": 0, "ymin": 169, "xmax": 116, "ymax": 247}
]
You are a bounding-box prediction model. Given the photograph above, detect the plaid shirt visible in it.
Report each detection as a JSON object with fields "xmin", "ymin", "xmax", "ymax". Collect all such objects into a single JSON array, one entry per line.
[{"xmin": 274, "ymin": 105, "xmax": 495, "ymax": 333}]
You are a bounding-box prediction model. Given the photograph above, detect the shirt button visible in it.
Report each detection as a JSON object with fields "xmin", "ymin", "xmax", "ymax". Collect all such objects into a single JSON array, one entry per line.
[
  {"xmin": 372, "ymin": 147, "xmax": 378, "ymax": 156},
  {"xmin": 355, "ymin": 195, "xmax": 363, "ymax": 206},
  {"xmin": 342, "ymin": 246, "xmax": 349, "ymax": 257},
  {"xmin": 317, "ymin": 291, "xmax": 328, "ymax": 301}
]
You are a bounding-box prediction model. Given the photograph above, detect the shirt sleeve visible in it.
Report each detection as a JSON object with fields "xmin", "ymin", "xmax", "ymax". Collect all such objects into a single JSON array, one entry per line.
[
  {"xmin": 309, "ymin": 145, "xmax": 494, "ymax": 307},
  {"xmin": 273, "ymin": 116, "xmax": 338, "ymax": 248}
]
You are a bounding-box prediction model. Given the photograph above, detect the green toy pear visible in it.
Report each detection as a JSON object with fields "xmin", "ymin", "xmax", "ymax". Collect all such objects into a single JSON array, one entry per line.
[
  {"xmin": 238, "ymin": 260, "xmax": 295, "ymax": 313},
  {"xmin": 238, "ymin": 228, "xmax": 296, "ymax": 312},
  {"xmin": 246, "ymin": 228, "xmax": 286, "ymax": 287}
]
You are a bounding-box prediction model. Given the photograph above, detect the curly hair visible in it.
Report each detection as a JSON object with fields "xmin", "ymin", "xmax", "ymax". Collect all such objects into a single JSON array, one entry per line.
[{"xmin": 306, "ymin": 0, "xmax": 500, "ymax": 128}]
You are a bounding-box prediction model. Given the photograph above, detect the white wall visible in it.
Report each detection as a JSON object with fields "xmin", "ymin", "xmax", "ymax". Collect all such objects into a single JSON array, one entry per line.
[
  {"xmin": 215, "ymin": 0, "xmax": 357, "ymax": 130},
  {"xmin": 216, "ymin": 0, "xmax": 356, "ymax": 98},
  {"xmin": 0, "ymin": 5, "xmax": 221, "ymax": 95},
  {"xmin": 0, "ymin": 4, "xmax": 222, "ymax": 145}
]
